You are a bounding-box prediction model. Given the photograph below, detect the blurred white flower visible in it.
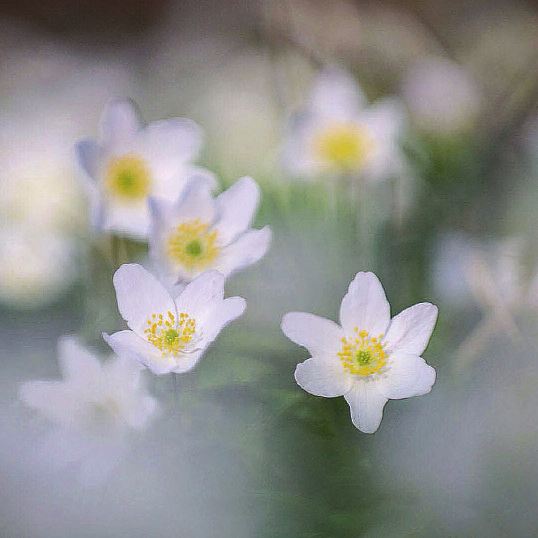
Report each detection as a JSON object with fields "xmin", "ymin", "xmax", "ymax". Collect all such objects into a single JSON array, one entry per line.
[
  {"xmin": 432, "ymin": 233, "xmax": 534, "ymax": 313},
  {"xmin": 148, "ymin": 176, "xmax": 271, "ymax": 288},
  {"xmin": 75, "ymin": 99, "xmax": 217, "ymax": 239},
  {"xmin": 0, "ymin": 117, "xmax": 86, "ymax": 234},
  {"xmin": 402, "ymin": 57, "xmax": 482, "ymax": 135},
  {"xmin": 281, "ymin": 271, "xmax": 437, "ymax": 433},
  {"xmin": 282, "ymin": 67, "xmax": 408, "ymax": 182},
  {"xmin": 104, "ymin": 264, "xmax": 246, "ymax": 375},
  {"xmin": 19, "ymin": 336, "xmax": 158, "ymax": 487},
  {"xmin": 0, "ymin": 227, "xmax": 78, "ymax": 309}
]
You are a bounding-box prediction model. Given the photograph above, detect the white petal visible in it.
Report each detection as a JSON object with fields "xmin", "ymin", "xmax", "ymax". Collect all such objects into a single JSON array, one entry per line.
[
  {"xmin": 384, "ymin": 303, "xmax": 438, "ymax": 356},
  {"xmin": 184, "ymin": 165, "xmax": 219, "ymax": 191},
  {"xmin": 75, "ymin": 139, "xmax": 100, "ymax": 179},
  {"xmin": 99, "ymin": 98, "xmax": 141, "ymax": 148},
  {"xmin": 281, "ymin": 312, "xmax": 344, "ymax": 358},
  {"xmin": 19, "ymin": 381, "xmax": 80, "ymax": 425},
  {"xmin": 57, "ymin": 336, "xmax": 102, "ymax": 384},
  {"xmin": 376, "ymin": 352, "xmax": 436, "ymax": 399},
  {"xmin": 170, "ymin": 351, "xmax": 204, "ymax": 374},
  {"xmin": 294, "ymin": 357, "xmax": 352, "ymax": 397},
  {"xmin": 339, "ymin": 272, "xmax": 390, "ymax": 337},
  {"xmin": 344, "ymin": 381, "xmax": 388, "ymax": 434},
  {"xmin": 358, "ymin": 98, "xmax": 406, "ymax": 144},
  {"xmin": 214, "ymin": 177, "xmax": 260, "ymax": 245},
  {"xmin": 104, "ymin": 203, "xmax": 150, "ymax": 240},
  {"xmin": 112, "ymin": 264, "xmax": 176, "ymax": 336},
  {"xmin": 103, "ymin": 330, "xmax": 173, "ymax": 374},
  {"xmin": 138, "ymin": 118, "xmax": 203, "ymax": 164},
  {"xmin": 309, "ymin": 67, "xmax": 366, "ymax": 120},
  {"xmin": 216, "ymin": 226, "xmax": 272, "ymax": 277},
  {"xmin": 199, "ymin": 296, "xmax": 246, "ymax": 344},
  {"xmin": 175, "ymin": 269, "xmax": 225, "ymax": 319},
  {"xmin": 170, "ymin": 179, "xmax": 216, "ymax": 223}
]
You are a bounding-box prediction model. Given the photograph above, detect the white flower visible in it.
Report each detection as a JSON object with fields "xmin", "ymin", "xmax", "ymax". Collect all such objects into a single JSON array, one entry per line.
[
  {"xmin": 148, "ymin": 176, "xmax": 272, "ymax": 288},
  {"xmin": 19, "ymin": 336, "xmax": 158, "ymax": 486},
  {"xmin": 104, "ymin": 264, "xmax": 246, "ymax": 375},
  {"xmin": 75, "ymin": 98, "xmax": 217, "ymax": 239},
  {"xmin": 281, "ymin": 271, "xmax": 437, "ymax": 433},
  {"xmin": 282, "ymin": 67, "xmax": 407, "ymax": 182},
  {"xmin": 0, "ymin": 227, "xmax": 79, "ymax": 308},
  {"xmin": 402, "ymin": 57, "xmax": 482, "ymax": 135}
]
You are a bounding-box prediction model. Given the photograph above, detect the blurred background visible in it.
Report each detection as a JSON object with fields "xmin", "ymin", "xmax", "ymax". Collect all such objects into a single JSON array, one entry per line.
[{"xmin": 2, "ymin": 0, "xmax": 538, "ymax": 536}]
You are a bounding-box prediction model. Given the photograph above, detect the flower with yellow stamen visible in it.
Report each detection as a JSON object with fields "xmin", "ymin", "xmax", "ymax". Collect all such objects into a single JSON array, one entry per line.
[
  {"xmin": 75, "ymin": 98, "xmax": 217, "ymax": 239},
  {"xmin": 148, "ymin": 176, "xmax": 272, "ymax": 288},
  {"xmin": 313, "ymin": 122, "xmax": 374, "ymax": 172},
  {"xmin": 104, "ymin": 153, "xmax": 152, "ymax": 203},
  {"xmin": 104, "ymin": 264, "xmax": 246, "ymax": 375},
  {"xmin": 166, "ymin": 220, "xmax": 220, "ymax": 272},
  {"xmin": 282, "ymin": 67, "xmax": 407, "ymax": 182},
  {"xmin": 282, "ymin": 271, "xmax": 438, "ymax": 433}
]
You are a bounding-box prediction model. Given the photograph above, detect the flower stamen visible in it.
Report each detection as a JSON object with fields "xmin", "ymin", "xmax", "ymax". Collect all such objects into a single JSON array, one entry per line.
[
  {"xmin": 166, "ymin": 219, "xmax": 220, "ymax": 270},
  {"xmin": 338, "ymin": 328, "xmax": 387, "ymax": 376},
  {"xmin": 313, "ymin": 122, "xmax": 373, "ymax": 171},
  {"xmin": 104, "ymin": 153, "xmax": 151, "ymax": 203},
  {"xmin": 144, "ymin": 311, "xmax": 196, "ymax": 356}
]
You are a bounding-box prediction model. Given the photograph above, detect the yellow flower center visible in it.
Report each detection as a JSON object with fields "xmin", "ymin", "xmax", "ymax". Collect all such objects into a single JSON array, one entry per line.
[
  {"xmin": 338, "ymin": 328, "xmax": 388, "ymax": 376},
  {"xmin": 313, "ymin": 122, "xmax": 373, "ymax": 171},
  {"xmin": 144, "ymin": 311, "xmax": 196, "ymax": 356},
  {"xmin": 166, "ymin": 219, "xmax": 220, "ymax": 270},
  {"xmin": 104, "ymin": 153, "xmax": 152, "ymax": 203}
]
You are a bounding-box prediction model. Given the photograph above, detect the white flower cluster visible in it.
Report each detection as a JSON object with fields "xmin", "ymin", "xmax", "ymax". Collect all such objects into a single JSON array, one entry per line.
[{"xmin": 19, "ymin": 81, "xmax": 438, "ymax": 485}]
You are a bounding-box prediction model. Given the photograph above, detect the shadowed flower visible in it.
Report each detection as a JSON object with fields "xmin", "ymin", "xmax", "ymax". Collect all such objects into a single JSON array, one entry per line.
[
  {"xmin": 281, "ymin": 271, "xmax": 437, "ymax": 433},
  {"xmin": 148, "ymin": 176, "xmax": 271, "ymax": 289},
  {"xmin": 19, "ymin": 336, "xmax": 158, "ymax": 486},
  {"xmin": 104, "ymin": 264, "xmax": 246, "ymax": 375},
  {"xmin": 282, "ymin": 67, "xmax": 407, "ymax": 182},
  {"xmin": 75, "ymin": 98, "xmax": 216, "ymax": 239}
]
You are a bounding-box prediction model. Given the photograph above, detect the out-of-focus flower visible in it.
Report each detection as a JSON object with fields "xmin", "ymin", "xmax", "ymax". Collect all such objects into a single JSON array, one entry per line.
[
  {"xmin": 281, "ymin": 271, "xmax": 437, "ymax": 433},
  {"xmin": 148, "ymin": 176, "xmax": 271, "ymax": 288},
  {"xmin": 0, "ymin": 117, "xmax": 86, "ymax": 234},
  {"xmin": 0, "ymin": 227, "xmax": 78, "ymax": 309},
  {"xmin": 282, "ymin": 67, "xmax": 408, "ymax": 182},
  {"xmin": 432, "ymin": 233, "xmax": 538, "ymax": 367},
  {"xmin": 432, "ymin": 233, "xmax": 534, "ymax": 313},
  {"xmin": 402, "ymin": 57, "xmax": 482, "ymax": 135},
  {"xmin": 104, "ymin": 264, "xmax": 246, "ymax": 375},
  {"xmin": 19, "ymin": 336, "xmax": 158, "ymax": 486},
  {"xmin": 75, "ymin": 99, "xmax": 217, "ymax": 239}
]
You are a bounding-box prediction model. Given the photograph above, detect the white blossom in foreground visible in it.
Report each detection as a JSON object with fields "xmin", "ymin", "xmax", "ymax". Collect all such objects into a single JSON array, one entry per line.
[
  {"xmin": 104, "ymin": 264, "xmax": 246, "ymax": 375},
  {"xmin": 281, "ymin": 272, "xmax": 437, "ymax": 433},
  {"xmin": 19, "ymin": 337, "xmax": 158, "ymax": 486},
  {"xmin": 282, "ymin": 67, "xmax": 407, "ymax": 182},
  {"xmin": 75, "ymin": 98, "xmax": 216, "ymax": 239},
  {"xmin": 148, "ymin": 176, "xmax": 272, "ymax": 288}
]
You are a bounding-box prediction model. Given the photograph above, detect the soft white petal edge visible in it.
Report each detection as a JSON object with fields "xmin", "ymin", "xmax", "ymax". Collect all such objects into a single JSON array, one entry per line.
[
  {"xmin": 339, "ymin": 272, "xmax": 391, "ymax": 337},
  {"xmin": 281, "ymin": 312, "xmax": 344, "ymax": 358},
  {"xmin": 384, "ymin": 303, "xmax": 438, "ymax": 356},
  {"xmin": 214, "ymin": 176, "xmax": 261, "ymax": 245},
  {"xmin": 376, "ymin": 352, "xmax": 436, "ymax": 399},
  {"xmin": 103, "ymin": 331, "xmax": 176, "ymax": 375},
  {"xmin": 294, "ymin": 357, "xmax": 353, "ymax": 397},
  {"xmin": 113, "ymin": 263, "xmax": 176, "ymax": 335},
  {"xmin": 344, "ymin": 382, "xmax": 388, "ymax": 434}
]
